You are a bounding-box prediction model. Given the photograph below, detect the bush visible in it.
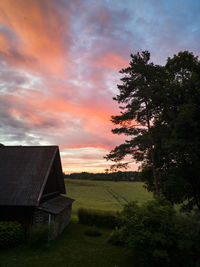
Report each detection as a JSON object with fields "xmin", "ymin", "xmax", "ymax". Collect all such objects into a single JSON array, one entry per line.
[
  {"xmin": 176, "ymin": 212, "xmax": 200, "ymax": 267},
  {"xmin": 109, "ymin": 199, "xmax": 200, "ymax": 267},
  {"xmin": 78, "ymin": 208, "xmax": 118, "ymax": 229},
  {"xmin": 0, "ymin": 221, "xmax": 24, "ymax": 249},
  {"xmin": 84, "ymin": 226, "xmax": 102, "ymax": 237},
  {"xmin": 27, "ymin": 224, "xmax": 51, "ymax": 249},
  {"xmin": 109, "ymin": 227, "xmax": 124, "ymax": 246}
]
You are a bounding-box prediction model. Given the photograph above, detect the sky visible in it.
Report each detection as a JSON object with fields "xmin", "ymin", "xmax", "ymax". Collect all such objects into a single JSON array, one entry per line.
[{"xmin": 0, "ymin": 0, "xmax": 199, "ymax": 173}]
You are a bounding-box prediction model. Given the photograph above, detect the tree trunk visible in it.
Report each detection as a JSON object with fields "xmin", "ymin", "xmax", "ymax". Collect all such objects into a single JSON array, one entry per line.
[
  {"xmin": 145, "ymin": 102, "xmax": 159, "ymax": 195},
  {"xmin": 150, "ymin": 148, "xmax": 159, "ymax": 195}
]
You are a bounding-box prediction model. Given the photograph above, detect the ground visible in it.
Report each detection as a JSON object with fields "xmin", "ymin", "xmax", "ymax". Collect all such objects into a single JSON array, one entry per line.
[
  {"xmin": 0, "ymin": 218, "xmax": 134, "ymax": 267},
  {"xmin": 0, "ymin": 181, "xmax": 152, "ymax": 267}
]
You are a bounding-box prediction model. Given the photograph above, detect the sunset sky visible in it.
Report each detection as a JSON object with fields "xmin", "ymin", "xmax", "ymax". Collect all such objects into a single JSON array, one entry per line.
[{"xmin": 0, "ymin": 0, "xmax": 199, "ymax": 173}]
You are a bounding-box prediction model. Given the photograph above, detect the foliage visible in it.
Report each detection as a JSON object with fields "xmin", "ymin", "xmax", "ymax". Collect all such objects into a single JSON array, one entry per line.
[
  {"xmin": 151, "ymin": 51, "xmax": 200, "ymax": 210},
  {"xmin": 84, "ymin": 226, "xmax": 102, "ymax": 237},
  {"xmin": 109, "ymin": 227, "xmax": 124, "ymax": 246},
  {"xmin": 64, "ymin": 171, "xmax": 140, "ymax": 181},
  {"xmin": 106, "ymin": 51, "xmax": 164, "ymax": 194},
  {"xmin": 27, "ymin": 223, "xmax": 51, "ymax": 249},
  {"xmin": 176, "ymin": 210, "xmax": 200, "ymax": 267},
  {"xmin": 0, "ymin": 221, "xmax": 24, "ymax": 249},
  {"xmin": 78, "ymin": 208, "xmax": 118, "ymax": 229},
  {"xmin": 106, "ymin": 50, "xmax": 200, "ymax": 210},
  {"xmin": 109, "ymin": 199, "xmax": 200, "ymax": 267}
]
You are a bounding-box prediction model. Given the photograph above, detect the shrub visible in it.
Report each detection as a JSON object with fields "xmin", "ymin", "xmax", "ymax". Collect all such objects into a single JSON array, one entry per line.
[
  {"xmin": 0, "ymin": 221, "xmax": 24, "ymax": 249},
  {"xmin": 109, "ymin": 198, "xmax": 200, "ymax": 267},
  {"xmin": 27, "ymin": 223, "xmax": 51, "ymax": 249},
  {"xmin": 84, "ymin": 226, "xmax": 102, "ymax": 237},
  {"xmin": 109, "ymin": 227, "xmax": 124, "ymax": 246},
  {"xmin": 176, "ymin": 211, "xmax": 200, "ymax": 267},
  {"xmin": 78, "ymin": 208, "xmax": 118, "ymax": 229}
]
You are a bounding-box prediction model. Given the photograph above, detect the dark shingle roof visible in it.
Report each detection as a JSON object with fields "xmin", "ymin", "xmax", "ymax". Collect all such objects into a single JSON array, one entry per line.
[
  {"xmin": 0, "ymin": 146, "xmax": 65, "ymax": 206},
  {"xmin": 38, "ymin": 196, "xmax": 74, "ymax": 214}
]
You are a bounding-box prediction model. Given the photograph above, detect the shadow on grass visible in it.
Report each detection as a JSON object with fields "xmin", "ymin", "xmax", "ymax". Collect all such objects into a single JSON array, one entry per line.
[{"xmin": 0, "ymin": 218, "xmax": 133, "ymax": 267}]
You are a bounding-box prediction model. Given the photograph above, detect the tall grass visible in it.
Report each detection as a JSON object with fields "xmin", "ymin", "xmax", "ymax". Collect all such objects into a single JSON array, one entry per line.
[{"xmin": 65, "ymin": 179, "xmax": 153, "ymax": 213}]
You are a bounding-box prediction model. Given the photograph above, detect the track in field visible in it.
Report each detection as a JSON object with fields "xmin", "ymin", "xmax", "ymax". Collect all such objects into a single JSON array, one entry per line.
[{"xmin": 105, "ymin": 187, "xmax": 129, "ymax": 207}]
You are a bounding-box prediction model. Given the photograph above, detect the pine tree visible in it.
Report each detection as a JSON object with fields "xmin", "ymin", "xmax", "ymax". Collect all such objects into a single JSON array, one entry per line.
[{"xmin": 106, "ymin": 51, "xmax": 164, "ymax": 195}]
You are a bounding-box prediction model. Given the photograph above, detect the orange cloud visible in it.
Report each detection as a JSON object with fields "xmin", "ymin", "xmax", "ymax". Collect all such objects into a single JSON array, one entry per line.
[
  {"xmin": 10, "ymin": 107, "xmax": 52, "ymax": 127},
  {"xmin": 2, "ymin": 85, "xmax": 123, "ymax": 149},
  {"xmin": 6, "ymin": 90, "xmax": 111, "ymax": 130},
  {"xmin": 0, "ymin": 33, "xmax": 10, "ymax": 54},
  {"xmin": 0, "ymin": 0, "xmax": 71, "ymax": 76},
  {"xmin": 94, "ymin": 52, "xmax": 127, "ymax": 70}
]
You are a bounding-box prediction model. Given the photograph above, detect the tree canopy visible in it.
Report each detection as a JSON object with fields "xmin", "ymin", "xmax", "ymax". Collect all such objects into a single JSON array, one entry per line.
[{"xmin": 106, "ymin": 50, "xmax": 200, "ymax": 210}]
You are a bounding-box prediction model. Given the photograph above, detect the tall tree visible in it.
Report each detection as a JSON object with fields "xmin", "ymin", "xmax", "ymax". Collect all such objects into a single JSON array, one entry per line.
[
  {"xmin": 148, "ymin": 51, "xmax": 200, "ymax": 210},
  {"xmin": 107, "ymin": 50, "xmax": 200, "ymax": 210},
  {"xmin": 106, "ymin": 51, "xmax": 164, "ymax": 195}
]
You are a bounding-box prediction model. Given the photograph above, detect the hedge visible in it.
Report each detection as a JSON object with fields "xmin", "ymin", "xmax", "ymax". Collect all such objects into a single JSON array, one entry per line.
[
  {"xmin": 78, "ymin": 208, "xmax": 118, "ymax": 229},
  {"xmin": 0, "ymin": 221, "xmax": 24, "ymax": 249}
]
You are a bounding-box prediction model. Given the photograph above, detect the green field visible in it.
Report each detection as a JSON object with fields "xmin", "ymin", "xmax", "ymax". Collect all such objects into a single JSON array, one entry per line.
[{"xmin": 65, "ymin": 179, "xmax": 153, "ymax": 213}]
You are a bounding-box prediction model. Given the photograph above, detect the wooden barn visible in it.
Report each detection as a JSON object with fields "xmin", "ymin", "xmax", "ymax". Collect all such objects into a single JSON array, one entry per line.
[{"xmin": 0, "ymin": 146, "xmax": 74, "ymax": 239}]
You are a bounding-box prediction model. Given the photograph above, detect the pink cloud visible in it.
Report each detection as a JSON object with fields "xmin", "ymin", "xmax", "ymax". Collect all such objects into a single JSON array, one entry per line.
[
  {"xmin": 94, "ymin": 52, "xmax": 127, "ymax": 70},
  {"xmin": 0, "ymin": 0, "xmax": 73, "ymax": 76},
  {"xmin": 2, "ymin": 0, "xmax": 198, "ymax": 173}
]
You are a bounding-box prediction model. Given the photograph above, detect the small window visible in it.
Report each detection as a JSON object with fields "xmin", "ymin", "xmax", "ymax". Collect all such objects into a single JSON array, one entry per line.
[{"xmin": 34, "ymin": 210, "xmax": 49, "ymax": 224}]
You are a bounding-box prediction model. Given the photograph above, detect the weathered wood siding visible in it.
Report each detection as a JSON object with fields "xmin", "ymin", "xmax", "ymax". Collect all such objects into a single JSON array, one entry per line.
[
  {"xmin": 51, "ymin": 204, "xmax": 72, "ymax": 239},
  {"xmin": 33, "ymin": 204, "xmax": 72, "ymax": 240}
]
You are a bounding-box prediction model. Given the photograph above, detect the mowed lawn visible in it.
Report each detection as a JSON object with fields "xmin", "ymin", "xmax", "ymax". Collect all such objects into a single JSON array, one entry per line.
[
  {"xmin": 0, "ymin": 219, "xmax": 133, "ymax": 267},
  {"xmin": 65, "ymin": 179, "xmax": 153, "ymax": 213}
]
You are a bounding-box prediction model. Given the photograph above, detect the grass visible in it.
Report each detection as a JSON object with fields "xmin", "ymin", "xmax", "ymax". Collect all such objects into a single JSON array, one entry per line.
[
  {"xmin": 0, "ymin": 180, "xmax": 152, "ymax": 267},
  {"xmin": 65, "ymin": 179, "xmax": 153, "ymax": 213},
  {"xmin": 0, "ymin": 219, "xmax": 133, "ymax": 267}
]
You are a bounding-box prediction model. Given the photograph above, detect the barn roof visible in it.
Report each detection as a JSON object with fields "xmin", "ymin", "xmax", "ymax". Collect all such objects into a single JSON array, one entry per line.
[
  {"xmin": 0, "ymin": 146, "xmax": 65, "ymax": 206},
  {"xmin": 38, "ymin": 196, "xmax": 74, "ymax": 214}
]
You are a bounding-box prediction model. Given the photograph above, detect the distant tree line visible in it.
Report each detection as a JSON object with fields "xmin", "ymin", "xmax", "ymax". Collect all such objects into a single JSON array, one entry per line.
[{"xmin": 63, "ymin": 171, "xmax": 141, "ymax": 182}]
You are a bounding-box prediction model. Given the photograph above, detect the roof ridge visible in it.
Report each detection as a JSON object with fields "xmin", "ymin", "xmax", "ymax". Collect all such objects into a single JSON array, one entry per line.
[{"xmin": 36, "ymin": 147, "xmax": 59, "ymax": 206}]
